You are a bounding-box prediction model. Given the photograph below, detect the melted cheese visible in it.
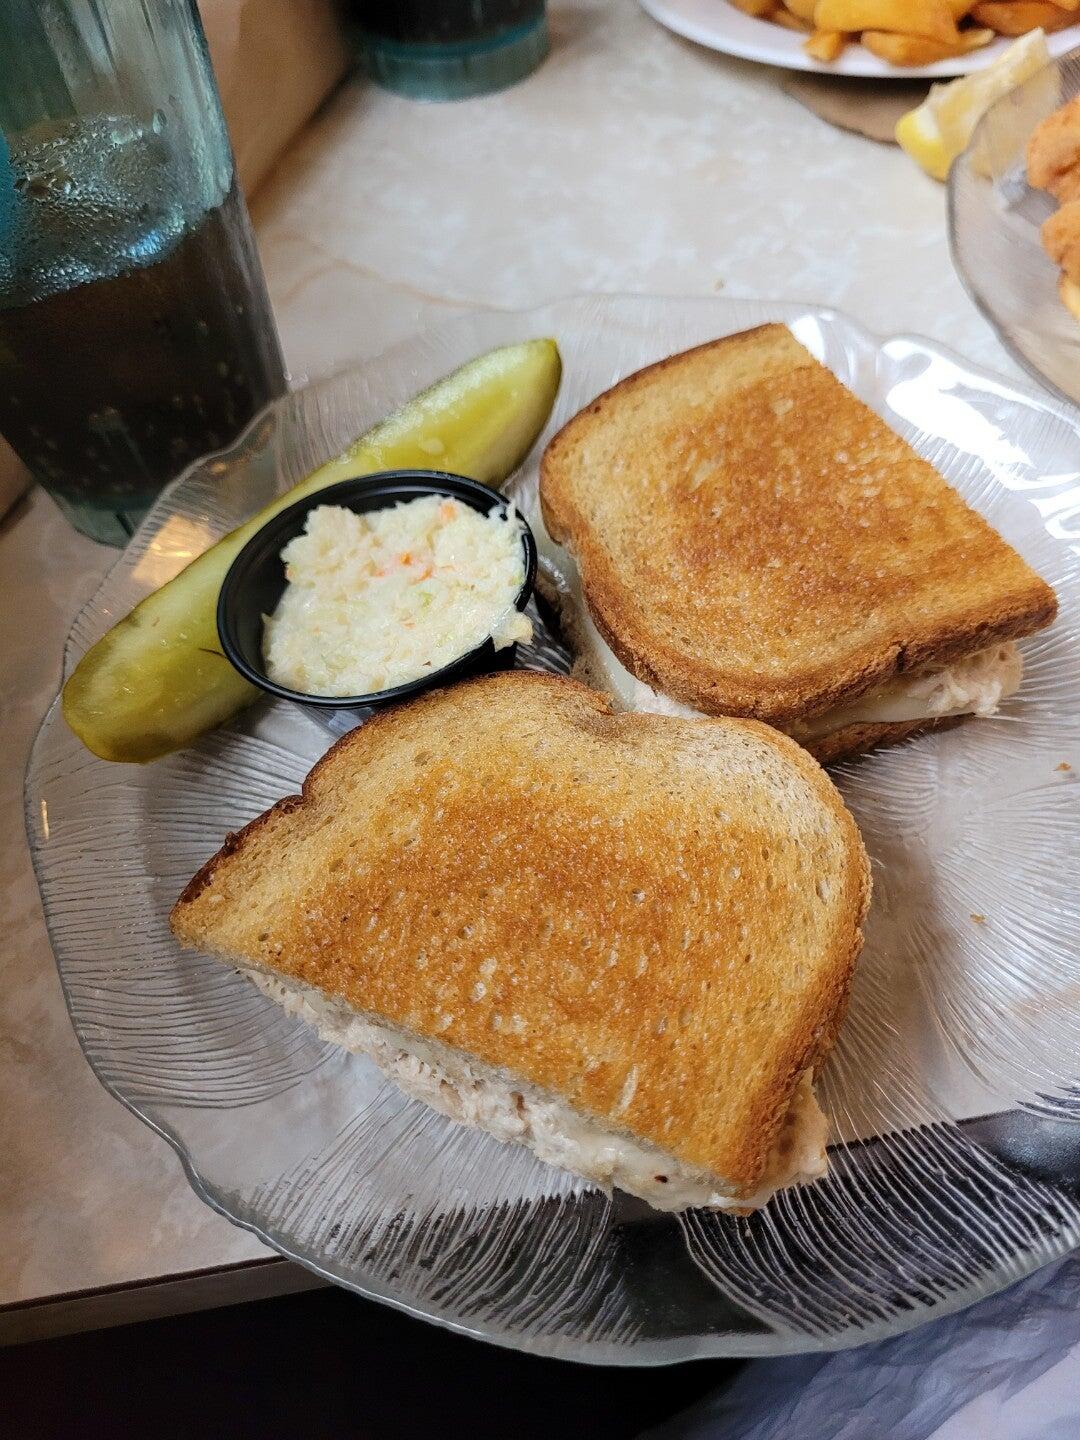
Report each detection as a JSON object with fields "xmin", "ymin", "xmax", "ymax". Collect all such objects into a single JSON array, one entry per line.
[
  {"xmin": 786, "ymin": 642, "xmax": 1022, "ymax": 741},
  {"xmin": 542, "ymin": 534, "xmax": 1021, "ymax": 740},
  {"xmin": 243, "ymin": 969, "xmax": 827, "ymax": 1212}
]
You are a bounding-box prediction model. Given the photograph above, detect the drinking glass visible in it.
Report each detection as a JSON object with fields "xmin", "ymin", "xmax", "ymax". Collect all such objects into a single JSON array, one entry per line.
[
  {"xmin": 0, "ymin": 0, "xmax": 287, "ymax": 544},
  {"xmin": 345, "ymin": 0, "xmax": 548, "ymax": 101}
]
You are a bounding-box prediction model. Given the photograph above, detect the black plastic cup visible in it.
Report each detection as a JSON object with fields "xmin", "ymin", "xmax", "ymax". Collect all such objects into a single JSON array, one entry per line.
[{"xmin": 217, "ymin": 470, "xmax": 537, "ymax": 722}]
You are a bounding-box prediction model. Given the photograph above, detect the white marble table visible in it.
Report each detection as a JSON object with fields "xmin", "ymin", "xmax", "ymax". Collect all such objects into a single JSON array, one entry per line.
[{"xmin": 1, "ymin": 0, "xmax": 1024, "ymax": 1340}]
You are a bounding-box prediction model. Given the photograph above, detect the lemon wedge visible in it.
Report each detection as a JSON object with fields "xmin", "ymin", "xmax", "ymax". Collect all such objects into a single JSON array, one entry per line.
[{"xmin": 896, "ymin": 28, "xmax": 1050, "ymax": 182}]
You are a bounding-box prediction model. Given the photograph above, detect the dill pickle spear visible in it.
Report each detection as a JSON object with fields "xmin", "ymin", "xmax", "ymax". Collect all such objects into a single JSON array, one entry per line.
[{"xmin": 63, "ymin": 339, "xmax": 562, "ymax": 762}]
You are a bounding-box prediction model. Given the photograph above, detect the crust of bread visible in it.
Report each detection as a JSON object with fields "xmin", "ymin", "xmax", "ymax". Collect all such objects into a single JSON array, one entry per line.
[
  {"xmin": 172, "ymin": 672, "xmax": 870, "ymax": 1197},
  {"xmin": 804, "ymin": 713, "xmax": 967, "ymax": 765},
  {"xmin": 539, "ymin": 324, "xmax": 1057, "ymax": 726},
  {"xmin": 569, "ymin": 634, "xmax": 966, "ymax": 766},
  {"xmin": 537, "ymin": 567, "xmax": 971, "ymax": 768}
]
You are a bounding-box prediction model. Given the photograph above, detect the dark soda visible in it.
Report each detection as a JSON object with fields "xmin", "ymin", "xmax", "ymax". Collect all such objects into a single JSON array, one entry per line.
[{"xmin": 0, "ymin": 115, "xmax": 286, "ymax": 541}]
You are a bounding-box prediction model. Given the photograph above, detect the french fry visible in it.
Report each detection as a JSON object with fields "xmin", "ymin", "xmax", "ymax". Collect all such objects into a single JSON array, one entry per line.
[
  {"xmin": 860, "ymin": 29, "xmax": 948, "ymax": 59},
  {"xmin": 726, "ymin": 0, "xmax": 1075, "ymax": 63},
  {"xmin": 803, "ymin": 26, "xmax": 848, "ymax": 56},
  {"xmin": 861, "ymin": 25, "xmax": 993, "ymax": 60},
  {"xmin": 970, "ymin": 0, "xmax": 1076, "ymax": 29},
  {"xmin": 940, "ymin": 22, "xmax": 997, "ymax": 43},
  {"xmin": 814, "ymin": 0, "xmax": 959, "ymax": 41}
]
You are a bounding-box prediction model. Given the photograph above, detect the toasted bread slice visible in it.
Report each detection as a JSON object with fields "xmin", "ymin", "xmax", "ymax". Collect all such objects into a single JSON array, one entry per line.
[
  {"xmin": 549, "ymin": 584, "xmax": 964, "ymax": 764},
  {"xmin": 171, "ymin": 673, "xmax": 870, "ymax": 1211},
  {"xmin": 539, "ymin": 325, "xmax": 1057, "ymax": 729}
]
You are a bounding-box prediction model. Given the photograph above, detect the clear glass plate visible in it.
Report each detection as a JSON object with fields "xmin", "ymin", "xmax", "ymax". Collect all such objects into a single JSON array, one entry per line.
[
  {"xmin": 950, "ymin": 45, "xmax": 1080, "ymax": 407},
  {"xmin": 26, "ymin": 296, "xmax": 1080, "ymax": 1364}
]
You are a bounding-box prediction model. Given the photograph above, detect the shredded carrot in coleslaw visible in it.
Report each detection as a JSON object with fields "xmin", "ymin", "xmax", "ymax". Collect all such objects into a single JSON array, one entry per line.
[{"xmin": 263, "ymin": 496, "xmax": 532, "ymax": 697}]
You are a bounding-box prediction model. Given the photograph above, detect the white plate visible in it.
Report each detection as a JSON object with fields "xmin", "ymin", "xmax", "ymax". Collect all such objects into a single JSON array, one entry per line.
[
  {"xmin": 641, "ymin": 0, "xmax": 1080, "ymax": 78},
  {"xmin": 28, "ymin": 296, "xmax": 1080, "ymax": 1363}
]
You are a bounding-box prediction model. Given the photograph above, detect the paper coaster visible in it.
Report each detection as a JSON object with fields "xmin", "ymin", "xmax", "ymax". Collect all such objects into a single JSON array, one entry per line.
[{"xmin": 782, "ymin": 73, "xmax": 929, "ymax": 144}]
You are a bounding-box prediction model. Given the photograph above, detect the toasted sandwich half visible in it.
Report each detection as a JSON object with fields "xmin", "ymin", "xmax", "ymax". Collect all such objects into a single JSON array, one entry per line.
[
  {"xmin": 537, "ymin": 325, "xmax": 1057, "ymax": 763},
  {"xmin": 171, "ymin": 673, "xmax": 870, "ymax": 1212}
]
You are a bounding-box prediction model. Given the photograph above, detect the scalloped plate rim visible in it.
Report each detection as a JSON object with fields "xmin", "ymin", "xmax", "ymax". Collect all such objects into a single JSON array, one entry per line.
[{"xmin": 26, "ymin": 294, "xmax": 1080, "ymax": 1364}]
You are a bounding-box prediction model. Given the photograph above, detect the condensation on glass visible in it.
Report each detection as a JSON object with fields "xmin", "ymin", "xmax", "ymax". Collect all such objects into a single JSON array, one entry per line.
[{"xmin": 0, "ymin": 0, "xmax": 286, "ymax": 544}]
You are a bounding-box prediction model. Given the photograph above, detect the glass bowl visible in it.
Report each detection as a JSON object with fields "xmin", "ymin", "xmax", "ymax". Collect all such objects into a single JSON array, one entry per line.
[{"xmin": 949, "ymin": 44, "xmax": 1080, "ymax": 406}]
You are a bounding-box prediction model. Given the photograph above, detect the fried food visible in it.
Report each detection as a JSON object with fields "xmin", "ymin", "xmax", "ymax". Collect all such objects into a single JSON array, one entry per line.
[
  {"xmin": 1027, "ymin": 96, "xmax": 1080, "ymax": 200},
  {"xmin": 1042, "ymin": 199, "xmax": 1080, "ymax": 283},
  {"xmin": 1059, "ymin": 272, "xmax": 1080, "ymax": 319},
  {"xmin": 1027, "ymin": 98, "xmax": 1080, "ymax": 319},
  {"xmin": 803, "ymin": 26, "xmax": 848, "ymax": 56},
  {"xmin": 724, "ymin": 0, "xmax": 1077, "ymax": 65},
  {"xmin": 814, "ymin": 0, "xmax": 959, "ymax": 40},
  {"xmin": 970, "ymin": 0, "xmax": 1075, "ymax": 30},
  {"xmin": 862, "ymin": 26, "xmax": 993, "ymax": 61}
]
